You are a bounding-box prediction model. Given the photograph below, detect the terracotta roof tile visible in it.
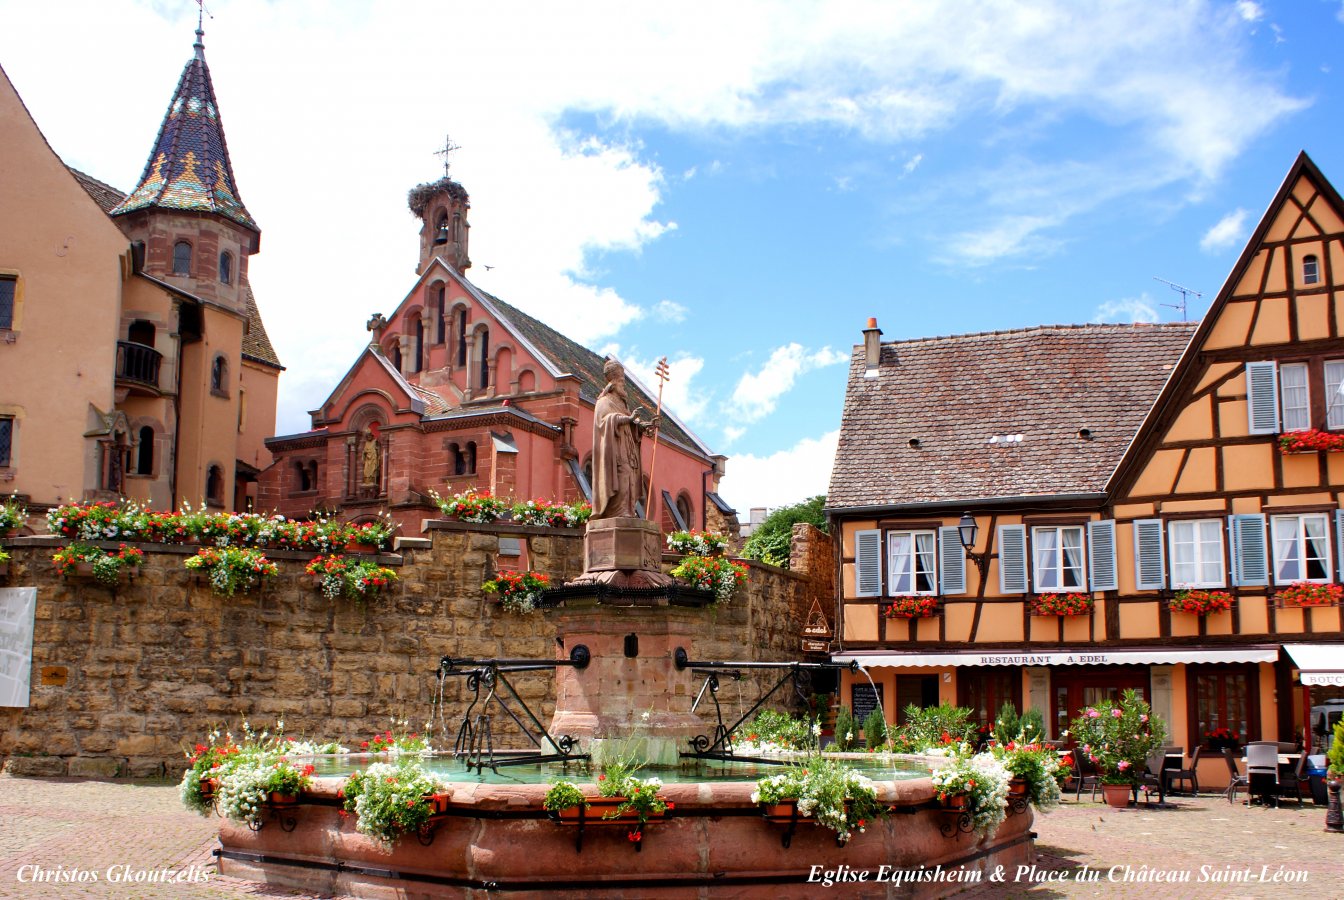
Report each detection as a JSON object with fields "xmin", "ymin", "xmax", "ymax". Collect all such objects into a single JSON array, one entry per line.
[
  {"xmin": 240, "ymin": 282, "xmax": 282, "ymax": 369},
  {"xmin": 67, "ymin": 167, "xmax": 125, "ymax": 214},
  {"xmin": 827, "ymin": 323, "xmax": 1197, "ymax": 509}
]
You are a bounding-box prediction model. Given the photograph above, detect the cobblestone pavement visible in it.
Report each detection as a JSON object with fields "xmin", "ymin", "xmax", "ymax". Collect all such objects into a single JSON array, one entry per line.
[{"xmin": 0, "ymin": 773, "xmax": 1341, "ymax": 899}]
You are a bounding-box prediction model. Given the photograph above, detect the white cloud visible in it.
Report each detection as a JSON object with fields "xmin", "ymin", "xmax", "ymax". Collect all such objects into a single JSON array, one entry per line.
[
  {"xmin": 606, "ymin": 348, "xmax": 709, "ymax": 425},
  {"xmin": 1200, "ymin": 208, "xmax": 1250, "ymax": 252},
  {"xmin": 901, "ymin": 153, "xmax": 924, "ymax": 176},
  {"xmin": 722, "ymin": 425, "xmax": 746, "ymax": 444},
  {"xmin": 1093, "ymin": 294, "xmax": 1161, "ymax": 324},
  {"xmin": 1235, "ymin": 1, "xmax": 1264, "ymax": 23},
  {"xmin": 833, "ymin": 175, "xmax": 854, "ymax": 192},
  {"xmin": 651, "ymin": 299, "xmax": 688, "ymax": 323},
  {"xmin": 728, "ymin": 344, "xmax": 849, "ymax": 423},
  {"xmin": 717, "ymin": 430, "xmax": 840, "ymax": 514}
]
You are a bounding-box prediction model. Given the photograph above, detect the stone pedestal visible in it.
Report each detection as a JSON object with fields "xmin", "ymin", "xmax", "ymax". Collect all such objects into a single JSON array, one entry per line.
[
  {"xmin": 549, "ymin": 602, "xmax": 703, "ymax": 766},
  {"xmin": 570, "ymin": 516, "xmax": 673, "ymax": 588}
]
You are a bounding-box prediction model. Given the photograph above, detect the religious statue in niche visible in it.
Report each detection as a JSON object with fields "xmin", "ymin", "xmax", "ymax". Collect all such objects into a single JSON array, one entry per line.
[
  {"xmin": 591, "ymin": 358, "xmax": 657, "ymax": 519},
  {"xmin": 361, "ymin": 426, "xmax": 382, "ymax": 487}
]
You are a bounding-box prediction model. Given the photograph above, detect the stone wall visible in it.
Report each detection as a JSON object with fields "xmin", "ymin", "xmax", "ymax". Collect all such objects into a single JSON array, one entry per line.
[{"xmin": 0, "ymin": 521, "xmax": 815, "ymax": 777}]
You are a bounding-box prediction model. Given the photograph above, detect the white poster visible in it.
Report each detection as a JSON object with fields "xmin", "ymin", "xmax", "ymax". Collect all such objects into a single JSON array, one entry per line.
[{"xmin": 0, "ymin": 587, "xmax": 37, "ymax": 707}]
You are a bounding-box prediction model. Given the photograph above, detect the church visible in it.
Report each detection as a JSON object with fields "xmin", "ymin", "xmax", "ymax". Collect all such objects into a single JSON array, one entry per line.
[{"xmin": 256, "ymin": 165, "xmax": 735, "ymax": 537}]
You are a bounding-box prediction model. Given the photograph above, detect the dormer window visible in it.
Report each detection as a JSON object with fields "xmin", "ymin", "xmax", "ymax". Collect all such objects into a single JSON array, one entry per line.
[
  {"xmin": 173, "ymin": 241, "xmax": 193, "ymax": 276},
  {"xmin": 219, "ymin": 251, "xmax": 233, "ymax": 284},
  {"xmin": 1303, "ymin": 254, "xmax": 1320, "ymax": 285}
]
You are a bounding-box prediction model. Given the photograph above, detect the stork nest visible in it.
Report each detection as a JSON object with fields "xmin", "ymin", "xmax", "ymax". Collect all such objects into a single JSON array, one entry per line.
[{"xmin": 407, "ymin": 176, "xmax": 469, "ymax": 217}]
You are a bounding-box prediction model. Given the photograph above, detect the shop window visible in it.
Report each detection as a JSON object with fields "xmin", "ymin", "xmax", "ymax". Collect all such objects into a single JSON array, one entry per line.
[
  {"xmin": 1189, "ymin": 666, "xmax": 1257, "ymax": 750},
  {"xmin": 957, "ymin": 669, "xmax": 1021, "ymax": 732}
]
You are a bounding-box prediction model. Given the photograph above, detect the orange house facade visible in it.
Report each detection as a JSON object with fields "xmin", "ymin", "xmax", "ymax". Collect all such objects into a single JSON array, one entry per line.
[
  {"xmin": 258, "ymin": 175, "xmax": 734, "ymax": 538},
  {"xmin": 827, "ymin": 153, "xmax": 1344, "ymax": 789}
]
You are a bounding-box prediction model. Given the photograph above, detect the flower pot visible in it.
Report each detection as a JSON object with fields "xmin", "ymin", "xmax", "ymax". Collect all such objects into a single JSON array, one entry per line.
[
  {"xmin": 938, "ymin": 793, "xmax": 968, "ymax": 810},
  {"xmin": 199, "ymin": 777, "xmax": 218, "ymax": 799},
  {"xmin": 1008, "ymin": 777, "xmax": 1028, "ymax": 797},
  {"xmin": 346, "ymin": 541, "xmax": 378, "ymax": 554},
  {"xmin": 761, "ymin": 800, "xmax": 814, "ymax": 823},
  {"xmin": 1101, "ymin": 784, "xmax": 1131, "ymax": 809},
  {"xmin": 268, "ymin": 791, "xmax": 299, "ymax": 805},
  {"xmin": 424, "ymin": 792, "xmax": 451, "ymax": 815},
  {"xmin": 556, "ymin": 797, "xmax": 661, "ymax": 825}
]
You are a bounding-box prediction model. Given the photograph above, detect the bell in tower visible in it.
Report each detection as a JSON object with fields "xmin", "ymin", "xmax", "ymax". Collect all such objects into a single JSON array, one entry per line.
[{"xmin": 409, "ymin": 135, "xmax": 471, "ymax": 275}]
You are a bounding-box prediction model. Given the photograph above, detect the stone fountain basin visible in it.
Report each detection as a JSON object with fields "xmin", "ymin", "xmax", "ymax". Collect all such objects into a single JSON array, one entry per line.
[{"xmin": 217, "ymin": 774, "xmax": 1034, "ymax": 899}]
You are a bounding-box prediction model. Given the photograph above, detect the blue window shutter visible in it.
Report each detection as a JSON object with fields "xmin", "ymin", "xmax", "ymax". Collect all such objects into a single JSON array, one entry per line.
[
  {"xmin": 1133, "ymin": 519, "xmax": 1165, "ymax": 590},
  {"xmin": 1229, "ymin": 514, "xmax": 1268, "ymax": 587},
  {"xmin": 1089, "ymin": 520, "xmax": 1117, "ymax": 591},
  {"xmin": 1246, "ymin": 361, "xmax": 1279, "ymax": 435},
  {"xmin": 939, "ymin": 526, "xmax": 966, "ymax": 595},
  {"xmin": 998, "ymin": 525, "xmax": 1027, "ymax": 594},
  {"xmin": 855, "ymin": 529, "xmax": 881, "ymax": 597},
  {"xmin": 1336, "ymin": 510, "xmax": 1344, "ymax": 582}
]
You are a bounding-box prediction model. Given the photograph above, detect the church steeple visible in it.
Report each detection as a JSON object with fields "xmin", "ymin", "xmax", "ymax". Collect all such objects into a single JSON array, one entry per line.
[
  {"xmin": 111, "ymin": 25, "xmax": 258, "ymax": 239},
  {"xmin": 408, "ymin": 136, "xmax": 471, "ymax": 275}
]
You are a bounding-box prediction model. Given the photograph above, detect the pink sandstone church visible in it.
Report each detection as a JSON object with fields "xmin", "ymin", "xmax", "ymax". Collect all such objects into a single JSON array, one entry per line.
[{"xmin": 257, "ymin": 171, "xmax": 736, "ymax": 538}]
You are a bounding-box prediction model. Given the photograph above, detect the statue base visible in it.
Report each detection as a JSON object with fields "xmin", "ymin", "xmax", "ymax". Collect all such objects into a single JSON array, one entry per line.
[{"xmin": 569, "ymin": 517, "xmax": 674, "ymax": 588}]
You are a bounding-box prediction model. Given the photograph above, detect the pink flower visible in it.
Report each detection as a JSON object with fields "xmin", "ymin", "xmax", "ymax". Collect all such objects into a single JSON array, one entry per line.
[
  {"xmin": 1111, "ymin": 709, "xmax": 1123, "ymax": 718},
  {"xmin": 1087, "ymin": 710, "xmax": 1100, "ymax": 719},
  {"xmin": 1117, "ymin": 760, "xmax": 1130, "ymax": 770},
  {"xmin": 1140, "ymin": 714, "xmax": 1148, "ymax": 723}
]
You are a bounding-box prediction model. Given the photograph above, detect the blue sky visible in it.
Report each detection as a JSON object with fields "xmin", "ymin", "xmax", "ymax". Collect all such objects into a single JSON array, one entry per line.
[{"xmin": 2, "ymin": 1, "xmax": 1342, "ymax": 515}]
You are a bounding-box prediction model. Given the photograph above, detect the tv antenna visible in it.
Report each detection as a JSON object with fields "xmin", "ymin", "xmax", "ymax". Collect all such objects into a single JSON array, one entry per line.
[{"xmin": 1153, "ymin": 277, "xmax": 1201, "ymax": 322}]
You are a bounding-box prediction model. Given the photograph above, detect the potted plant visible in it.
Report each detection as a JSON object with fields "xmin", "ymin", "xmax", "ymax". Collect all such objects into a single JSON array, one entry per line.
[
  {"xmin": 178, "ymin": 732, "xmax": 243, "ymax": 815},
  {"xmin": 928, "ymin": 750, "xmax": 1012, "ymax": 834},
  {"xmin": 0, "ymin": 493, "xmax": 26, "ymax": 537},
  {"xmin": 184, "ymin": 546, "xmax": 279, "ymax": 596},
  {"xmin": 1029, "ymin": 592, "xmax": 1093, "ymax": 616},
  {"xmin": 1275, "ymin": 581, "xmax": 1344, "ymax": 608},
  {"xmin": 884, "ymin": 596, "xmax": 941, "ymax": 618},
  {"xmin": 345, "ymin": 515, "xmax": 397, "ymax": 552},
  {"xmin": 429, "ymin": 488, "xmax": 509, "ymax": 523},
  {"xmin": 752, "ymin": 756, "xmax": 884, "ymax": 843},
  {"xmin": 341, "ymin": 761, "xmax": 450, "ymax": 847},
  {"xmin": 1069, "ymin": 689, "xmax": 1166, "ymax": 809},
  {"xmin": 665, "ymin": 529, "xmax": 729, "ymax": 555},
  {"xmin": 669, "ymin": 554, "xmax": 748, "ymax": 603},
  {"xmin": 358, "ymin": 721, "xmax": 431, "ymax": 754},
  {"xmin": 1169, "ymin": 589, "xmax": 1235, "ymax": 615},
  {"xmin": 52, "ymin": 543, "xmax": 144, "ymax": 586},
  {"xmin": 482, "ymin": 570, "xmax": 551, "ymax": 613},
  {"xmin": 1204, "ymin": 727, "xmax": 1241, "ymax": 752},
  {"xmin": 511, "ymin": 498, "xmax": 593, "ymax": 528},
  {"xmin": 996, "ymin": 739, "xmax": 1065, "ymax": 810}
]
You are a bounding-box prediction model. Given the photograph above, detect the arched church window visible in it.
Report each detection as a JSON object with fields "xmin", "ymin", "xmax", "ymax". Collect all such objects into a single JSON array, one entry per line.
[
  {"xmin": 173, "ymin": 241, "xmax": 192, "ymax": 276},
  {"xmin": 219, "ymin": 251, "xmax": 233, "ymax": 284}
]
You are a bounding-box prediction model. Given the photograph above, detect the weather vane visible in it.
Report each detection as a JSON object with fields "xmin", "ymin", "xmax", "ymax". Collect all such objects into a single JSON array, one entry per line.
[{"xmin": 434, "ymin": 134, "xmax": 462, "ymax": 177}]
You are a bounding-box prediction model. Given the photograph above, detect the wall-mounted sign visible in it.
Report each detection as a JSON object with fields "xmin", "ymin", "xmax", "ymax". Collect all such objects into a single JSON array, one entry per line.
[{"xmin": 801, "ymin": 599, "xmax": 832, "ymax": 638}]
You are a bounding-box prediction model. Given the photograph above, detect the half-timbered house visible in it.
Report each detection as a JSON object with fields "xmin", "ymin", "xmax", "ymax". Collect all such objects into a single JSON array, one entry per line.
[{"xmin": 826, "ymin": 152, "xmax": 1344, "ymax": 787}]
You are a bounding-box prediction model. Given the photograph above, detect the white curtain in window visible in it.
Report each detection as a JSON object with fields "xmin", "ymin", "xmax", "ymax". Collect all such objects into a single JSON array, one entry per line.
[
  {"xmin": 1280, "ymin": 364, "xmax": 1310, "ymax": 431},
  {"xmin": 1034, "ymin": 530, "xmax": 1058, "ymax": 589},
  {"xmin": 1327, "ymin": 361, "xmax": 1344, "ymax": 430},
  {"xmin": 1197, "ymin": 520, "xmax": 1223, "ymax": 584},
  {"xmin": 1171, "ymin": 523, "xmax": 1197, "ymax": 585},
  {"xmin": 914, "ymin": 532, "xmax": 936, "ymax": 592},
  {"xmin": 1061, "ymin": 528, "xmax": 1084, "ymax": 587},
  {"xmin": 889, "ymin": 533, "xmax": 912, "ymax": 593},
  {"xmin": 1273, "ymin": 517, "xmax": 1301, "ymax": 582},
  {"xmin": 1305, "ymin": 516, "xmax": 1329, "ymax": 578}
]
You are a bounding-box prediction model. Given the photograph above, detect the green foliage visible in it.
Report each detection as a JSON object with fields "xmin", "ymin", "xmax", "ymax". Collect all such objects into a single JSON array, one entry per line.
[
  {"xmin": 745, "ymin": 709, "xmax": 816, "ymax": 750},
  {"xmin": 1019, "ymin": 708, "xmax": 1046, "ymax": 743},
  {"xmin": 739, "ymin": 495, "xmax": 827, "ymax": 568},
  {"xmin": 543, "ymin": 780, "xmax": 587, "ymax": 813},
  {"xmin": 1328, "ymin": 718, "xmax": 1344, "ymax": 778},
  {"xmin": 342, "ymin": 760, "xmax": 445, "ymax": 846},
  {"xmin": 1069, "ymin": 689, "xmax": 1166, "ymax": 785},
  {"xmin": 862, "ymin": 707, "xmax": 889, "ymax": 750},
  {"xmin": 833, "ymin": 705, "xmax": 856, "ymax": 751},
  {"xmin": 752, "ymin": 755, "xmax": 884, "ymax": 843},
  {"xmin": 901, "ymin": 702, "xmax": 976, "ymax": 750},
  {"xmin": 992, "ymin": 701, "xmax": 1020, "ymax": 746}
]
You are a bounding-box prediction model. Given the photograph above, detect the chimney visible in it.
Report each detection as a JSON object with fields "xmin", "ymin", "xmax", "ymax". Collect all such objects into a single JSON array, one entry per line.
[{"xmin": 863, "ymin": 317, "xmax": 883, "ymax": 377}]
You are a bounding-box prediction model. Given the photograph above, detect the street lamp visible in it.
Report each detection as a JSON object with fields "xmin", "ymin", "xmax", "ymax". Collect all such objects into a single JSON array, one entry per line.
[{"xmin": 958, "ymin": 512, "xmax": 991, "ymax": 580}]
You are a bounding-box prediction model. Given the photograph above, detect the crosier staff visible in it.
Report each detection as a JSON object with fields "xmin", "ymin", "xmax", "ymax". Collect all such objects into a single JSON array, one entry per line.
[{"xmin": 643, "ymin": 357, "xmax": 670, "ymax": 519}]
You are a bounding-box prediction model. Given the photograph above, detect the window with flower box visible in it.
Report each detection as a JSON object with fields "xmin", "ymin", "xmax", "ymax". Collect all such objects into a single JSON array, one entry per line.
[
  {"xmin": 1031, "ymin": 525, "xmax": 1086, "ymax": 592},
  {"xmin": 853, "ymin": 525, "xmax": 965, "ymax": 598},
  {"xmin": 1247, "ymin": 359, "xmax": 1344, "ymax": 435},
  {"xmin": 1167, "ymin": 519, "xmax": 1225, "ymax": 588},
  {"xmin": 887, "ymin": 530, "xmax": 937, "ymax": 595},
  {"xmin": 1271, "ymin": 513, "xmax": 1332, "ymax": 584}
]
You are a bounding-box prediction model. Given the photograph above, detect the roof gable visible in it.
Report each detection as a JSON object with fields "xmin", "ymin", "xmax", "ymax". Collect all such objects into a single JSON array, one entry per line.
[
  {"xmin": 313, "ymin": 346, "xmax": 430, "ymax": 426},
  {"xmin": 827, "ymin": 323, "xmax": 1197, "ymax": 511}
]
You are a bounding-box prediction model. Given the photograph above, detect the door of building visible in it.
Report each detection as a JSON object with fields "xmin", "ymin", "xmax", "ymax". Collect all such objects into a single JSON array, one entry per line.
[{"xmin": 1051, "ymin": 666, "xmax": 1150, "ymax": 742}]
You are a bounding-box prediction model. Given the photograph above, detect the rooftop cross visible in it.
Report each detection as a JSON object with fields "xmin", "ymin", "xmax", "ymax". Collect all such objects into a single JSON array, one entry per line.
[{"xmin": 434, "ymin": 134, "xmax": 462, "ymax": 176}]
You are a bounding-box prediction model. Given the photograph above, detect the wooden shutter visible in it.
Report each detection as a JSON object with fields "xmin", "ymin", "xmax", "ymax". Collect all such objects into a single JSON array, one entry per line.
[
  {"xmin": 1246, "ymin": 361, "xmax": 1279, "ymax": 435},
  {"xmin": 1089, "ymin": 520, "xmax": 1118, "ymax": 591},
  {"xmin": 855, "ymin": 529, "xmax": 882, "ymax": 597},
  {"xmin": 998, "ymin": 524, "xmax": 1027, "ymax": 594},
  {"xmin": 1133, "ymin": 519, "xmax": 1165, "ymax": 590},
  {"xmin": 939, "ymin": 526, "xmax": 966, "ymax": 595},
  {"xmin": 1336, "ymin": 510, "xmax": 1344, "ymax": 582},
  {"xmin": 1229, "ymin": 514, "xmax": 1268, "ymax": 587}
]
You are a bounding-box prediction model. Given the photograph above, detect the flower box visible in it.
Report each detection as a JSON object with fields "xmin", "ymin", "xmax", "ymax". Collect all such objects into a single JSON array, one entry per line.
[
  {"xmin": 1029, "ymin": 592, "xmax": 1093, "ymax": 616},
  {"xmin": 938, "ymin": 793, "xmax": 968, "ymax": 810},
  {"xmin": 424, "ymin": 792, "xmax": 451, "ymax": 815},
  {"xmin": 1168, "ymin": 589, "xmax": 1234, "ymax": 615},
  {"xmin": 345, "ymin": 541, "xmax": 379, "ymax": 555},
  {"xmin": 199, "ymin": 777, "xmax": 218, "ymax": 800},
  {"xmin": 1278, "ymin": 429, "xmax": 1344, "ymax": 454},
  {"xmin": 554, "ymin": 797, "xmax": 663, "ymax": 825},
  {"xmin": 760, "ymin": 799, "xmax": 814, "ymax": 824},
  {"xmin": 1274, "ymin": 582, "xmax": 1343, "ymax": 608},
  {"xmin": 884, "ymin": 596, "xmax": 941, "ymax": 618},
  {"xmin": 1008, "ymin": 777, "xmax": 1028, "ymax": 797},
  {"xmin": 267, "ymin": 791, "xmax": 299, "ymax": 805}
]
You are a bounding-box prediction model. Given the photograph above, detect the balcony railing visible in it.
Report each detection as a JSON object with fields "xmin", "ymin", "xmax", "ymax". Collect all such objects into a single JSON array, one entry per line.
[{"xmin": 116, "ymin": 341, "xmax": 162, "ymax": 390}]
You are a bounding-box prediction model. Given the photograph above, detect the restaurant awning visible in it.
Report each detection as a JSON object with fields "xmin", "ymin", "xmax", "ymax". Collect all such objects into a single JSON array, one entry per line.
[
  {"xmin": 1283, "ymin": 644, "xmax": 1344, "ymax": 686},
  {"xmin": 831, "ymin": 647, "xmax": 1281, "ymax": 668}
]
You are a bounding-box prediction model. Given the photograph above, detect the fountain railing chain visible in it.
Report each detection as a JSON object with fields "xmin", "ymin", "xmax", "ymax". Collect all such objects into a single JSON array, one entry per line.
[
  {"xmin": 674, "ymin": 648, "xmax": 858, "ymax": 762},
  {"xmin": 435, "ymin": 645, "xmax": 592, "ymax": 772}
]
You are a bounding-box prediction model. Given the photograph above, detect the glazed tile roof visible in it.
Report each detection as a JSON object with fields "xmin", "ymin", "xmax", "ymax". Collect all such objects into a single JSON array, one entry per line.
[
  {"xmin": 827, "ymin": 323, "xmax": 1197, "ymax": 510},
  {"xmin": 478, "ymin": 290, "xmax": 704, "ymax": 454},
  {"xmin": 110, "ymin": 32, "xmax": 257, "ymax": 232}
]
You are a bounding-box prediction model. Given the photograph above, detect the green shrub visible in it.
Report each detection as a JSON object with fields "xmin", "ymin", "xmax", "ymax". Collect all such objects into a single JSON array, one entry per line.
[
  {"xmin": 862, "ymin": 707, "xmax": 889, "ymax": 750},
  {"xmin": 898, "ymin": 702, "xmax": 976, "ymax": 751},
  {"xmin": 992, "ymin": 701, "xmax": 1020, "ymax": 746},
  {"xmin": 1019, "ymin": 708, "xmax": 1046, "ymax": 743},
  {"xmin": 740, "ymin": 496, "xmax": 827, "ymax": 568},
  {"xmin": 833, "ymin": 705, "xmax": 856, "ymax": 751},
  {"xmin": 1328, "ymin": 718, "xmax": 1344, "ymax": 778}
]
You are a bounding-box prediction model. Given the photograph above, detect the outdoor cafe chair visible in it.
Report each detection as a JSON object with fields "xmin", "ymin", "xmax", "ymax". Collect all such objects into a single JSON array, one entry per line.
[
  {"xmin": 1277, "ymin": 751, "xmax": 1308, "ymax": 806},
  {"xmin": 1222, "ymin": 748, "xmax": 1248, "ymax": 804},
  {"xmin": 1165, "ymin": 746, "xmax": 1201, "ymax": 795},
  {"xmin": 1071, "ymin": 754, "xmax": 1101, "ymax": 802},
  {"xmin": 1245, "ymin": 741, "xmax": 1280, "ymax": 806}
]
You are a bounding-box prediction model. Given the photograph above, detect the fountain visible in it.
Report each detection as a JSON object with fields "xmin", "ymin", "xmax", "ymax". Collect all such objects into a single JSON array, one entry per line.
[{"xmin": 212, "ymin": 360, "xmax": 1035, "ymax": 896}]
